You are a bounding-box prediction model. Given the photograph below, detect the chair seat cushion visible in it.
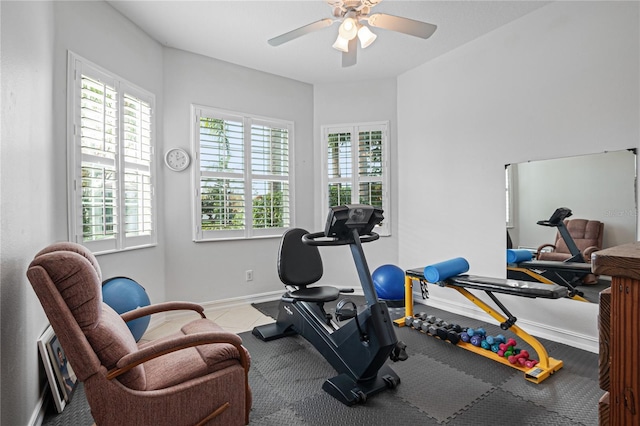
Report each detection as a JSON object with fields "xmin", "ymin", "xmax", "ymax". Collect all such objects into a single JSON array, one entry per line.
[
  {"xmin": 142, "ymin": 319, "xmax": 248, "ymax": 391},
  {"xmin": 537, "ymin": 252, "xmax": 572, "ymax": 262}
]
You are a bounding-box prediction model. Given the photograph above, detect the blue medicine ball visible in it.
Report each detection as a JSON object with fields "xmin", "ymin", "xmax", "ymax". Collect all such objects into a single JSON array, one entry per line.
[
  {"xmin": 372, "ymin": 264, "xmax": 405, "ymax": 301},
  {"xmin": 102, "ymin": 276, "xmax": 150, "ymax": 342}
]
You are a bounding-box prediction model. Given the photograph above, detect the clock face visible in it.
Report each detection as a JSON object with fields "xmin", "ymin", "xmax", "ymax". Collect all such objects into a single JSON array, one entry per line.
[{"xmin": 165, "ymin": 148, "xmax": 190, "ymax": 171}]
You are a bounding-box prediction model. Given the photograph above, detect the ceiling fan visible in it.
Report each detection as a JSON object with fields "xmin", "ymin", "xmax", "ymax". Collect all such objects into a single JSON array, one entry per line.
[{"xmin": 268, "ymin": 0, "xmax": 437, "ymax": 67}]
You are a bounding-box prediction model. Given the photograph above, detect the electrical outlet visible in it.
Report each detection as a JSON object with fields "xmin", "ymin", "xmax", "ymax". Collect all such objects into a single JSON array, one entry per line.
[{"xmin": 245, "ymin": 270, "xmax": 253, "ymax": 282}]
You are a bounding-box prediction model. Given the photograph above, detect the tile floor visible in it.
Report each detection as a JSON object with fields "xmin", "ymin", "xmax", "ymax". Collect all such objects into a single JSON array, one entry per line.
[{"xmin": 140, "ymin": 303, "xmax": 274, "ymax": 342}]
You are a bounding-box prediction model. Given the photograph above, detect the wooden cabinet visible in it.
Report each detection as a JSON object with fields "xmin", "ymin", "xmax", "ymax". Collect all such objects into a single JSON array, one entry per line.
[{"xmin": 592, "ymin": 243, "xmax": 640, "ymax": 426}]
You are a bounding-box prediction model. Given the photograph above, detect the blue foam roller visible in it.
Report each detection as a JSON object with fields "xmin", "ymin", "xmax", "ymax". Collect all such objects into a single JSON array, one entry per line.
[
  {"xmin": 507, "ymin": 249, "xmax": 533, "ymax": 264},
  {"xmin": 423, "ymin": 257, "xmax": 469, "ymax": 283}
]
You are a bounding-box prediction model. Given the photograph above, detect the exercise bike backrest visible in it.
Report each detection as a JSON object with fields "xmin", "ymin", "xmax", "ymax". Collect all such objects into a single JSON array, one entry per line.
[{"xmin": 278, "ymin": 228, "xmax": 323, "ymax": 288}]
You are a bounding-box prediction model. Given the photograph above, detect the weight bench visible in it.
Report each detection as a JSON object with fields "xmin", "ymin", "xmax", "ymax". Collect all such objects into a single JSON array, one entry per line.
[
  {"xmin": 396, "ymin": 258, "xmax": 565, "ymax": 384},
  {"xmin": 506, "ymin": 249, "xmax": 593, "ymax": 302}
]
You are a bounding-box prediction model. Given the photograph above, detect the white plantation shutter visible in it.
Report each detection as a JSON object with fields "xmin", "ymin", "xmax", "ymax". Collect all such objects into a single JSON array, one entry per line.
[
  {"xmin": 68, "ymin": 52, "xmax": 156, "ymax": 253},
  {"xmin": 323, "ymin": 122, "xmax": 390, "ymax": 236},
  {"xmin": 193, "ymin": 106, "xmax": 294, "ymax": 241}
]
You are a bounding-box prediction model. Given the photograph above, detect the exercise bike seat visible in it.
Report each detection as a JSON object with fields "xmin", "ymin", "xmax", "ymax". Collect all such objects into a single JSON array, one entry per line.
[{"xmin": 278, "ymin": 228, "xmax": 340, "ymax": 303}]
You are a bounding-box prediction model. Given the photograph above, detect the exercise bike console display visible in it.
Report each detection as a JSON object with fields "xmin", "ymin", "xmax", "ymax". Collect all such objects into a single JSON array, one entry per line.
[
  {"xmin": 303, "ymin": 205, "xmax": 382, "ymax": 246},
  {"xmin": 252, "ymin": 205, "xmax": 406, "ymax": 406}
]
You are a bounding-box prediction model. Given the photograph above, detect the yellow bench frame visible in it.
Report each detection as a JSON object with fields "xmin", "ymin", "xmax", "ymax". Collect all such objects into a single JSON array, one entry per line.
[{"xmin": 394, "ymin": 272, "xmax": 563, "ymax": 384}]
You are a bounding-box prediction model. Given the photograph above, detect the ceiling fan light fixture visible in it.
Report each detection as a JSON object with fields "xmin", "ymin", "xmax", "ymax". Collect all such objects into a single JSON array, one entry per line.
[
  {"xmin": 338, "ymin": 17, "xmax": 358, "ymax": 40},
  {"xmin": 357, "ymin": 25, "xmax": 377, "ymax": 49},
  {"xmin": 332, "ymin": 34, "xmax": 349, "ymax": 52}
]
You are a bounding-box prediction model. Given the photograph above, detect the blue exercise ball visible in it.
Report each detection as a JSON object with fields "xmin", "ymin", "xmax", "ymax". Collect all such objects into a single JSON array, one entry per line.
[
  {"xmin": 372, "ymin": 264, "xmax": 405, "ymax": 301},
  {"xmin": 102, "ymin": 276, "xmax": 150, "ymax": 342}
]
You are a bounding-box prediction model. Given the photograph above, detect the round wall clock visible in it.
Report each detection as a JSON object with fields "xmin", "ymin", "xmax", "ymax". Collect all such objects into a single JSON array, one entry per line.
[{"xmin": 164, "ymin": 148, "xmax": 191, "ymax": 171}]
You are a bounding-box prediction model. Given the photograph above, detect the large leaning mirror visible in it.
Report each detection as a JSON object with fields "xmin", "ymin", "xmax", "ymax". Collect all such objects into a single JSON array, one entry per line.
[{"xmin": 506, "ymin": 149, "xmax": 637, "ymax": 303}]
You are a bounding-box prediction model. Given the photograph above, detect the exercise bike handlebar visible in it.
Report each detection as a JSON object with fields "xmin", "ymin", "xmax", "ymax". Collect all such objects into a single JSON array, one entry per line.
[{"xmin": 302, "ymin": 231, "xmax": 380, "ymax": 246}]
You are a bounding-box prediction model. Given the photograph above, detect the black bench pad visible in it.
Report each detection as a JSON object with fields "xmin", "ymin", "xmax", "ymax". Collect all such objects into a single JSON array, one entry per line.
[
  {"xmin": 406, "ymin": 268, "xmax": 567, "ymax": 299},
  {"xmin": 517, "ymin": 260, "xmax": 592, "ymax": 274}
]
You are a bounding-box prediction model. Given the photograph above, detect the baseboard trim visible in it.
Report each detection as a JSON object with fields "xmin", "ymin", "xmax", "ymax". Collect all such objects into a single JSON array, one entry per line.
[
  {"xmin": 145, "ymin": 290, "xmax": 285, "ymax": 332},
  {"xmin": 29, "ymin": 384, "xmax": 48, "ymax": 426},
  {"xmin": 412, "ymin": 291, "xmax": 599, "ymax": 354}
]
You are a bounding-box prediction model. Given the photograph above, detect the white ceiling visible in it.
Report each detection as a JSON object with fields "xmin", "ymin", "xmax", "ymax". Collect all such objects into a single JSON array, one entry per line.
[{"xmin": 107, "ymin": 0, "xmax": 550, "ymax": 85}]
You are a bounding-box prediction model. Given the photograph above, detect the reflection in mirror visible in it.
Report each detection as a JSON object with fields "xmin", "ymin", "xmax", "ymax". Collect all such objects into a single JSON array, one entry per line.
[{"xmin": 506, "ymin": 149, "xmax": 637, "ymax": 303}]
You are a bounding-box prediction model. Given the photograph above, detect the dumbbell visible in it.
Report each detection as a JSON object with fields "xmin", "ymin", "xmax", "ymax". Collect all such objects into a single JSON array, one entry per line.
[
  {"xmin": 480, "ymin": 339, "xmax": 491, "ymax": 350},
  {"xmin": 415, "ymin": 312, "xmax": 428, "ymax": 320},
  {"xmin": 450, "ymin": 324, "xmax": 463, "ymax": 333},
  {"xmin": 404, "ymin": 316, "xmax": 413, "ymax": 327},
  {"xmin": 525, "ymin": 359, "xmax": 539, "ymax": 368},
  {"xmin": 459, "ymin": 331, "xmax": 470, "ymax": 343},
  {"xmin": 435, "ymin": 327, "xmax": 449, "ymax": 340},
  {"xmin": 412, "ymin": 318, "xmax": 424, "ymax": 329},
  {"xmin": 427, "ymin": 325, "xmax": 438, "ymax": 336},
  {"xmin": 420, "ymin": 321, "xmax": 430, "ymax": 333},
  {"xmin": 485, "ymin": 335, "xmax": 503, "ymax": 345},
  {"xmin": 508, "ymin": 350, "xmax": 530, "ymax": 365},
  {"xmin": 470, "ymin": 335, "xmax": 483, "ymax": 347},
  {"xmin": 447, "ymin": 330, "xmax": 460, "ymax": 345},
  {"xmin": 425, "ymin": 315, "xmax": 437, "ymax": 324}
]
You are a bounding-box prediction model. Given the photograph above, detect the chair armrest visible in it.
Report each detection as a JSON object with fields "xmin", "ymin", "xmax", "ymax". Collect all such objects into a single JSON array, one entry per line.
[
  {"xmin": 582, "ymin": 246, "xmax": 601, "ymax": 262},
  {"xmin": 120, "ymin": 301, "xmax": 205, "ymax": 323},
  {"xmin": 106, "ymin": 330, "xmax": 248, "ymax": 380},
  {"xmin": 537, "ymin": 243, "xmax": 556, "ymax": 254}
]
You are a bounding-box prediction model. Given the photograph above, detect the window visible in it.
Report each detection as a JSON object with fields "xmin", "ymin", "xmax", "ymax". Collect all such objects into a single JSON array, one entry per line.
[
  {"xmin": 322, "ymin": 122, "xmax": 390, "ymax": 236},
  {"xmin": 192, "ymin": 105, "xmax": 293, "ymax": 241},
  {"xmin": 67, "ymin": 52, "xmax": 156, "ymax": 253}
]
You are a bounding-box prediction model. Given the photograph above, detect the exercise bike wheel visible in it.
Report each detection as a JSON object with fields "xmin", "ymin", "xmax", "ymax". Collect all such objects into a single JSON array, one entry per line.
[
  {"xmin": 351, "ymin": 389, "xmax": 367, "ymax": 404},
  {"xmin": 382, "ymin": 374, "xmax": 400, "ymax": 389}
]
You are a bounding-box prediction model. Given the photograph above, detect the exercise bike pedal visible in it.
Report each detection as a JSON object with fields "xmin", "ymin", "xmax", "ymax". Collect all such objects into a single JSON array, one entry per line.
[{"xmin": 335, "ymin": 308, "xmax": 357, "ymax": 321}]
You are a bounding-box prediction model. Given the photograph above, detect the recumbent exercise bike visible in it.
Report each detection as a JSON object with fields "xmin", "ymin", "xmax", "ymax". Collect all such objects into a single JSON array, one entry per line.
[{"xmin": 252, "ymin": 204, "xmax": 407, "ymax": 405}]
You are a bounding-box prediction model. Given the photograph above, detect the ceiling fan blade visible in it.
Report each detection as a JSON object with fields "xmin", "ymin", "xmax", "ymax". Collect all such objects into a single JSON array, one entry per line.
[
  {"xmin": 268, "ymin": 18, "xmax": 334, "ymax": 46},
  {"xmin": 367, "ymin": 13, "xmax": 437, "ymax": 39},
  {"xmin": 342, "ymin": 38, "xmax": 357, "ymax": 67}
]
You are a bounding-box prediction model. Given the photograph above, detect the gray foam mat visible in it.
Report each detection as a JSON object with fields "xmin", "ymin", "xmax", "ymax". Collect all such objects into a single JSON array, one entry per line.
[
  {"xmin": 450, "ymin": 388, "xmax": 583, "ymax": 425},
  {"xmin": 392, "ymin": 352, "xmax": 494, "ymax": 422},
  {"xmin": 291, "ymin": 388, "xmax": 439, "ymax": 425},
  {"xmin": 501, "ymin": 370, "xmax": 603, "ymax": 425}
]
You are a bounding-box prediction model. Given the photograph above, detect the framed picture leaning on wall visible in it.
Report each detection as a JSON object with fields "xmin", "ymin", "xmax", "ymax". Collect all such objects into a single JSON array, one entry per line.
[{"xmin": 38, "ymin": 325, "xmax": 78, "ymax": 412}]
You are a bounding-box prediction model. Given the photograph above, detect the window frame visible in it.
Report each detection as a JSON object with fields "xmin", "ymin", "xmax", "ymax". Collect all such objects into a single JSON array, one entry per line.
[
  {"xmin": 191, "ymin": 104, "xmax": 295, "ymax": 242},
  {"xmin": 67, "ymin": 51, "xmax": 157, "ymax": 254},
  {"xmin": 506, "ymin": 164, "xmax": 514, "ymax": 228},
  {"xmin": 321, "ymin": 121, "xmax": 390, "ymax": 236}
]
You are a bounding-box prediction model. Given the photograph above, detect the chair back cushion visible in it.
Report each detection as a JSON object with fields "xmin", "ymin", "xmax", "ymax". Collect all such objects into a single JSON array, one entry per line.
[
  {"xmin": 555, "ymin": 219, "xmax": 604, "ymax": 253},
  {"xmin": 277, "ymin": 228, "xmax": 323, "ymax": 287},
  {"xmin": 27, "ymin": 242, "xmax": 146, "ymax": 389}
]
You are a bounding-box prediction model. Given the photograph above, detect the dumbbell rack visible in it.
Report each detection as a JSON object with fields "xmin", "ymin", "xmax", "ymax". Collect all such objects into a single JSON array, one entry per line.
[{"xmin": 395, "ymin": 272, "xmax": 563, "ymax": 384}]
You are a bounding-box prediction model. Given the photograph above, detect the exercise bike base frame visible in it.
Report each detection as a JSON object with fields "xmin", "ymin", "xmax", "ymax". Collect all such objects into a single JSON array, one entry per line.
[
  {"xmin": 253, "ymin": 295, "xmax": 399, "ymax": 385},
  {"xmin": 322, "ymin": 364, "xmax": 400, "ymax": 406}
]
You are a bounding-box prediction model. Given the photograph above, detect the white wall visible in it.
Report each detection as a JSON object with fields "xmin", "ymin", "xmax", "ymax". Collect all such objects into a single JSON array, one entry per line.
[
  {"xmin": 1, "ymin": 3, "xmax": 56, "ymax": 425},
  {"xmin": 162, "ymin": 48, "xmax": 315, "ymax": 302},
  {"xmin": 398, "ymin": 1, "xmax": 639, "ymax": 352},
  {"xmin": 1, "ymin": 1, "xmax": 165, "ymax": 424},
  {"xmin": 53, "ymin": 1, "xmax": 167, "ymax": 303},
  {"xmin": 313, "ymin": 79, "xmax": 400, "ymax": 285}
]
